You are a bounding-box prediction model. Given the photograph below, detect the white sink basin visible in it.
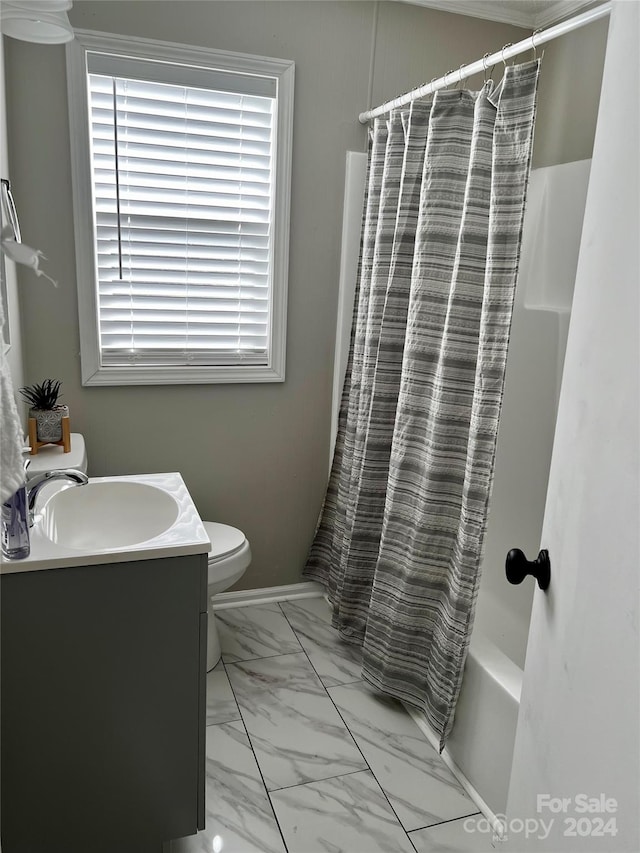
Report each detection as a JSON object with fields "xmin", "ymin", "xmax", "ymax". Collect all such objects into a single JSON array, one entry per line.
[
  {"xmin": 1, "ymin": 473, "xmax": 210, "ymax": 574},
  {"xmin": 41, "ymin": 480, "xmax": 180, "ymax": 550}
]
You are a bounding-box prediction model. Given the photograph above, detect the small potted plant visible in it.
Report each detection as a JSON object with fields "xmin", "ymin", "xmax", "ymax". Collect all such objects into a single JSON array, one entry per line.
[{"xmin": 19, "ymin": 379, "xmax": 69, "ymax": 444}]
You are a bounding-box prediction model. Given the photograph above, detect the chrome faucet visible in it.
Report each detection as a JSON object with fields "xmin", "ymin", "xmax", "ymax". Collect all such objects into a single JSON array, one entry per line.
[{"xmin": 26, "ymin": 469, "xmax": 89, "ymax": 526}]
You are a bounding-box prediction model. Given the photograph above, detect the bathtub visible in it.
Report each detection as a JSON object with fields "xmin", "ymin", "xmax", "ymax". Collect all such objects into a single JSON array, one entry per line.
[
  {"xmin": 403, "ymin": 613, "xmax": 523, "ymax": 829},
  {"xmin": 446, "ymin": 631, "xmax": 523, "ymax": 818}
]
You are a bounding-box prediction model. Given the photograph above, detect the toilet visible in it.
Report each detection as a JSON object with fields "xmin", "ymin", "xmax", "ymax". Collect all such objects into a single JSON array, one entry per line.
[
  {"xmin": 25, "ymin": 433, "xmax": 251, "ymax": 671},
  {"xmin": 24, "ymin": 432, "xmax": 88, "ymax": 483},
  {"xmin": 203, "ymin": 521, "xmax": 252, "ymax": 670}
]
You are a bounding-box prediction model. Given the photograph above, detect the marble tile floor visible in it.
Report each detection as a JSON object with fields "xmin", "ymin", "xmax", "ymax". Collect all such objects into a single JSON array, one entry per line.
[{"xmin": 171, "ymin": 597, "xmax": 496, "ymax": 853}]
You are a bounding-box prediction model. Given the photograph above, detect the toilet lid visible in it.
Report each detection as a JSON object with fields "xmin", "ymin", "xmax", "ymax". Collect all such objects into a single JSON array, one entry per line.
[{"xmin": 203, "ymin": 521, "xmax": 247, "ymax": 562}]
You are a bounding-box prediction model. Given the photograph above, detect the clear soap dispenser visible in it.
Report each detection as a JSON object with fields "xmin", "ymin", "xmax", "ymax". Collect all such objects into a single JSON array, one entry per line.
[{"xmin": 2, "ymin": 459, "xmax": 30, "ymax": 560}]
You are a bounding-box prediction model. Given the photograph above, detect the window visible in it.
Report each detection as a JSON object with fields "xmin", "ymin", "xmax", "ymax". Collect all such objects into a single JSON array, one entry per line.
[{"xmin": 67, "ymin": 31, "xmax": 294, "ymax": 385}]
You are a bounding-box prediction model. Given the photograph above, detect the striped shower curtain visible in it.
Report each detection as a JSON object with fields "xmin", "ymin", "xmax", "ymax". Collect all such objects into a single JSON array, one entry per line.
[{"xmin": 304, "ymin": 60, "xmax": 541, "ymax": 749}]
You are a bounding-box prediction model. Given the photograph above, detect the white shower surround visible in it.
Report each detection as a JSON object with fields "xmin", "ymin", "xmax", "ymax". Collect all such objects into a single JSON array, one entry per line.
[
  {"xmin": 473, "ymin": 158, "xmax": 592, "ymax": 671},
  {"xmin": 333, "ymin": 154, "xmax": 591, "ymax": 820},
  {"xmin": 440, "ymin": 160, "xmax": 591, "ymax": 821}
]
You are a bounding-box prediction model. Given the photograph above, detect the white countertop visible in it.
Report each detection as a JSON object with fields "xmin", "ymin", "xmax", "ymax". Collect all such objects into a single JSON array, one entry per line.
[{"xmin": 0, "ymin": 472, "xmax": 211, "ymax": 574}]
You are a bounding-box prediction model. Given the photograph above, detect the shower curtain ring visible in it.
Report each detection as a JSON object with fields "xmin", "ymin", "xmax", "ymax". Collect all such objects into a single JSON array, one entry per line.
[
  {"xmin": 455, "ymin": 64, "xmax": 466, "ymax": 89},
  {"xmin": 482, "ymin": 52, "xmax": 493, "ymax": 84},
  {"xmin": 531, "ymin": 29, "xmax": 543, "ymax": 60},
  {"xmin": 501, "ymin": 43, "xmax": 513, "ymax": 66},
  {"xmin": 444, "ymin": 69, "xmax": 454, "ymax": 88}
]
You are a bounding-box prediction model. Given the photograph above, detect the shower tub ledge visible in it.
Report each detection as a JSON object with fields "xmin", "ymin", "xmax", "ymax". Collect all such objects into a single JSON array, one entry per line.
[{"xmin": 404, "ymin": 632, "xmax": 522, "ymax": 835}]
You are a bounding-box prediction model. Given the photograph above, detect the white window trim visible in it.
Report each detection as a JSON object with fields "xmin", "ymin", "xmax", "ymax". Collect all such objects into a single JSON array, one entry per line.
[{"xmin": 66, "ymin": 30, "xmax": 294, "ymax": 386}]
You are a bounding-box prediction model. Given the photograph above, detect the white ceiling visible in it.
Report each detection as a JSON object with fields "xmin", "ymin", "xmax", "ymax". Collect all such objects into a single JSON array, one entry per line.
[{"xmin": 399, "ymin": 0, "xmax": 597, "ymax": 28}]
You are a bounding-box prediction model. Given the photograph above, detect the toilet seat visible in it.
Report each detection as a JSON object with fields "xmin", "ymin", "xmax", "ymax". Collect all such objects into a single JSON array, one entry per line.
[
  {"xmin": 204, "ymin": 521, "xmax": 246, "ymax": 563},
  {"xmin": 202, "ymin": 521, "xmax": 251, "ymax": 592}
]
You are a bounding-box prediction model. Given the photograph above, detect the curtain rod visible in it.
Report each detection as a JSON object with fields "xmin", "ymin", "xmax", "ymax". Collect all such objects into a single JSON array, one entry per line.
[{"xmin": 359, "ymin": 1, "xmax": 611, "ymax": 123}]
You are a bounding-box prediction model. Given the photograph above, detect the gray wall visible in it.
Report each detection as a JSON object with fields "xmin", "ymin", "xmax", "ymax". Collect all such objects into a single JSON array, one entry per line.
[
  {"xmin": 1, "ymin": 34, "xmax": 25, "ymax": 399},
  {"xmin": 533, "ymin": 15, "xmax": 609, "ymax": 168},
  {"xmin": 3, "ymin": 2, "xmax": 606, "ymax": 591}
]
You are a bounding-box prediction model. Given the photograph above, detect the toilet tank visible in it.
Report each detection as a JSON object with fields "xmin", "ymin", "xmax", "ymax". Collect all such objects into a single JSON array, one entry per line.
[{"xmin": 25, "ymin": 433, "xmax": 88, "ymax": 480}]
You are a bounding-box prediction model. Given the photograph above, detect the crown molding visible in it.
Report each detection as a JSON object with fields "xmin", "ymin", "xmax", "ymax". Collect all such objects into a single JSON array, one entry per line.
[
  {"xmin": 398, "ymin": 0, "xmax": 533, "ymax": 27},
  {"xmin": 533, "ymin": 0, "xmax": 598, "ymax": 27},
  {"xmin": 398, "ymin": 0, "xmax": 597, "ymax": 29}
]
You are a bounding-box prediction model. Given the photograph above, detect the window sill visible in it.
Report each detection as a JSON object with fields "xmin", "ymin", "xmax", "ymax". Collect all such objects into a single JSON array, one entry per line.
[{"xmin": 81, "ymin": 363, "xmax": 285, "ymax": 386}]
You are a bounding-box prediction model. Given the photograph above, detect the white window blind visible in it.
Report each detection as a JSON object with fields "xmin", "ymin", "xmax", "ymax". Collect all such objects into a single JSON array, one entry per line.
[{"xmin": 88, "ymin": 64, "xmax": 276, "ymax": 368}]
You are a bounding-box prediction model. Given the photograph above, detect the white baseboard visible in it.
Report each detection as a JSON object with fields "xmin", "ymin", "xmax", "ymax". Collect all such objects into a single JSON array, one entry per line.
[
  {"xmin": 403, "ymin": 703, "xmax": 507, "ymax": 843},
  {"xmin": 212, "ymin": 581, "xmax": 324, "ymax": 610}
]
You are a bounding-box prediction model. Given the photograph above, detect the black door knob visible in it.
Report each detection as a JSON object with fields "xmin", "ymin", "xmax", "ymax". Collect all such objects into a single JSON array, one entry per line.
[{"xmin": 505, "ymin": 548, "xmax": 550, "ymax": 590}]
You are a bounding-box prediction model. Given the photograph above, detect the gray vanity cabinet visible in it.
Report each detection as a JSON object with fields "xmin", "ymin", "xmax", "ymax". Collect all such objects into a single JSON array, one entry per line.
[{"xmin": 0, "ymin": 553, "xmax": 208, "ymax": 853}]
